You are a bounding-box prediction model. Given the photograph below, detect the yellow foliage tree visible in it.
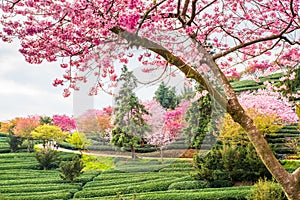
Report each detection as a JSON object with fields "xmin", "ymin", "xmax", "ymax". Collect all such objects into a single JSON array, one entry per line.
[
  {"xmin": 219, "ymin": 109, "xmax": 283, "ymax": 145},
  {"xmin": 32, "ymin": 124, "xmax": 69, "ymax": 148},
  {"xmin": 66, "ymin": 132, "xmax": 90, "ymax": 150}
]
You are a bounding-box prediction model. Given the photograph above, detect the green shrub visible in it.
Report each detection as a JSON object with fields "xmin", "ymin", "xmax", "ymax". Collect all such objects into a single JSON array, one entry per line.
[
  {"xmin": 59, "ymin": 155, "xmax": 85, "ymax": 183},
  {"xmin": 7, "ymin": 132, "xmax": 24, "ymax": 152},
  {"xmin": 193, "ymin": 143, "xmax": 271, "ymax": 184},
  {"xmin": 35, "ymin": 147, "xmax": 60, "ymax": 170},
  {"xmin": 246, "ymin": 178, "xmax": 287, "ymax": 200}
]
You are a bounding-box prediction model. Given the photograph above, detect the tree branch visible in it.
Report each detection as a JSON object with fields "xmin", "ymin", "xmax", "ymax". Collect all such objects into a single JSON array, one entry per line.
[
  {"xmin": 110, "ymin": 26, "xmax": 227, "ymax": 107},
  {"xmin": 181, "ymin": 0, "xmax": 190, "ymax": 22},
  {"xmin": 186, "ymin": 0, "xmax": 197, "ymax": 26},
  {"xmin": 136, "ymin": 0, "xmax": 167, "ymax": 35}
]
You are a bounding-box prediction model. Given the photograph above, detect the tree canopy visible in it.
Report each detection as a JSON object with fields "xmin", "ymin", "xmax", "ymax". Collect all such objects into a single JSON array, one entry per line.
[{"xmin": 1, "ymin": 0, "xmax": 300, "ymax": 198}]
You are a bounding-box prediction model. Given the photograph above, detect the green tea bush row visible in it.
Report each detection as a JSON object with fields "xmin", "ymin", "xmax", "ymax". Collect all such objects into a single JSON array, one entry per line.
[
  {"xmin": 74, "ymin": 178, "xmax": 180, "ymax": 198},
  {"xmin": 168, "ymin": 180, "xmax": 209, "ymax": 190},
  {"xmin": 0, "ymin": 184, "xmax": 79, "ymax": 193},
  {"xmin": 0, "ymin": 149, "xmax": 10, "ymax": 153},
  {"xmin": 0, "ymin": 158, "xmax": 36, "ymax": 164},
  {"xmin": 3, "ymin": 189, "xmax": 77, "ymax": 196},
  {"xmin": 230, "ymin": 80, "xmax": 259, "ymax": 88},
  {"xmin": 2, "ymin": 190, "xmax": 76, "ymax": 200},
  {"xmin": 115, "ymin": 164, "xmax": 168, "ymax": 172},
  {"xmin": 1, "ymin": 177, "xmax": 64, "ymax": 186},
  {"xmin": 0, "ymin": 173, "xmax": 59, "ymax": 180},
  {"xmin": 0, "ymin": 169, "xmax": 57, "ymax": 175},
  {"xmin": 90, "ymin": 176, "xmax": 174, "ymax": 189},
  {"xmin": 94, "ymin": 171, "xmax": 188, "ymax": 181},
  {"xmin": 84, "ymin": 175, "xmax": 161, "ymax": 188},
  {"xmin": 74, "ymin": 187, "xmax": 251, "ymax": 200},
  {"xmin": 0, "ymin": 163, "xmax": 39, "ymax": 170},
  {"xmin": 0, "ymin": 152, "xmax": 35, "ymax": 158},
  {"xmin": 85, "ymin": 176, "xmax": 175, "ymax": 191},
  {"xmin": 159, "ymin": 167, "xmax": 194, "ymax": 172},
  {"xmin": 135, "ymin": 189, "xmax": 249, "ymax": 200}
]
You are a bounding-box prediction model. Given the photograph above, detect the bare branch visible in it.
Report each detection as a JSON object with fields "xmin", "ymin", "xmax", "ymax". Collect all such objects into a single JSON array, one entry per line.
[
  {"xmin": 110, "ymin": 26, "xmax": 227, "ymax": 107},
  {"xmin": 136, "ymin": 0, "xmax": 167, "ymax": 35},
  {"xmin": 181, "ymin": 0, "xmax": 190, "ymax": 22},
  {"xmin": 213, "ymin": 18, "xmax": 297, "ymax": 61},
  {"xmin": 8, "ymin": 0, "xmax": 21, "ymax": 9},
  {"xmin": 186, "ymin": 0, "xmax": 197, "ymax": 26}
]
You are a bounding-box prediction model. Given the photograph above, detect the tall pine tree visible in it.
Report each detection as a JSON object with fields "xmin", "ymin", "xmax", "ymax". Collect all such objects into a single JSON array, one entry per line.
[
  {"xmin": 154, "ymin": 82, "xmax": 179, "ymax": 110},
  {"xmin": 183, "ymin": 88, "xmax": 212, "ymax": 149},
  {"xmin": 111, "ymin": 66, "xmax": 150, "ymax": 159}
]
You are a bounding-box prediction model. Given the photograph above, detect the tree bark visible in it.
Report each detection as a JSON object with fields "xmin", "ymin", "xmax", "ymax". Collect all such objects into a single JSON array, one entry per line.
[
  {"xmin": 131, "ymin": 145, "xmax": 136, "ymax": 160},
  {"xmin": 160, "ymin": 146, "xmax": 164, "ymax": 163}
]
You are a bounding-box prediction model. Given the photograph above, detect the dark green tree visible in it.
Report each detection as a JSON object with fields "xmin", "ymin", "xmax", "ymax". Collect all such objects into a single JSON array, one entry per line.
[
  {"xmin": 112, "ymin": 66, "xmax": 150, "ymax": 159},
  {"xmin": 59, "ymin": 155, "xmax": 85, "ymax": 183},
  {"xmin": 35, "ymin": 147, "xmax": 60, "ymax": 170},
  {"xmin": 193, "ymin": 142, "xmax": 272, "ymax": 187},
  {"xmin": 183, "ymin": 89, "xmax": 212, "ymax": 149},
  {"xmin": 154, "ymin": 82, "xmax": 179, "ymax": 110},
  {"xmin": 7, "ymin": 131, "xmax": 24, "ymax": 152},
  {"xmin": 39, "ymin": 116, "xmax": 53, "ymax": 125}
]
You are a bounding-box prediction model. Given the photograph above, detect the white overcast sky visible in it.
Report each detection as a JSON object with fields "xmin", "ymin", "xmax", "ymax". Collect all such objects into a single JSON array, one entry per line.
[
  {"xmin": 0, "ymin": 42, "xmax": 185, "ymax": 121},
  {"xmin": 0, "ymin": 42, "xmax": 75, "ymax": 121}
]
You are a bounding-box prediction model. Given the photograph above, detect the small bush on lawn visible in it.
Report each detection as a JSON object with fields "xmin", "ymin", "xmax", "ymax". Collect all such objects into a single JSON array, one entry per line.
[
  {"xmin": 60, "ymin": 155, "xmax": 85, "ymax": 183},
  {"xmin": 246, "ymin": 178, "xmax": 287, "ymax": 200},
  {"xmin": 35, "ymin": 147, "xmax": 60, "ymax": 170}
]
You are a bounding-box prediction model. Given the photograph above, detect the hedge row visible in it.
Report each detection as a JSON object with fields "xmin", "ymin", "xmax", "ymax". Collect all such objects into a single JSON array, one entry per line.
[
  {"xmin": 0, "ymin": 169, "xmax": 57, "ymax": 175},
  {"xmin": 115, "ymin": 164, "xmax": 169, "ymax": 172},
  {"xmin": 0, "ymin": 163, "xmax": 40, "ymax": 170},
  {"xmin": 74, "ymin": 187, "xmax": 251, "ymax": 200},
  {"xmin": 85, "ymin": 175, "xmax": 163, "ymax": 188},
  {"xmin": 1, "ymin": 177, "xmax": 65, "ymax": 186},
  {"xmin": 2, "ymin": 190, "xmax": 76, "ymax": 200},
  {"xmin": 0, "ymin": 184, "xmax": 80, "ymax": 193},
  {"xmin": 0, "ymin": 173, "xmax": 60, "ymax": 180},
  {"xmin": 87, "ymin": 174, "xmax": 192, "ymax": 190},
  {"xmin": 168, "ymin": 180, "xmax": 209, "ymax": 190},
  {"xmin": 0, "ymin": 152, "xmax": 35, "ymax": 158},
  {"xmin": 133, "ymin": 189, "xmax": 249, "ymax": 200},
  {"xmin": 74, "ymin": 178, "xmax": 183, "ymax": 198},
  {"xmin": 159, "ymin": 167, "xmax": 194, "ymax": 172}
]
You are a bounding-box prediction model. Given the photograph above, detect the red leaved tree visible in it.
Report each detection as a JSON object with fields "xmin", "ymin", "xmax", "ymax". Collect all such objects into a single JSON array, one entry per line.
[
  {"xmin": 14, "ymin": 116, "xmax": 40, "ymax": 152},
  {"xmin": 52, "ymin": 115, "xmax": 77, "ymax": 132}
]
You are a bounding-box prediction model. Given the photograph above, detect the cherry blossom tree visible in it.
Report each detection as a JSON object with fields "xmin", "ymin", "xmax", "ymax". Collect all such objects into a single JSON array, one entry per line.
[
  {"xmin": 143, "ymin": 100, "xmax": 169, "ymax": 161},
  {"xmin": 238, "ymin": 89, "xmax": 299, "ymax": 123},
  {"xmin": 1, "ymin": 0, "xmax": 300, "ymax": 198},
  {"xmin": 144, "ymin": 99, "xmax": 189, "ymax": 161},
  {"xmin": 52, "ymin": 115, "xmax": 77, "ymax": 132}
]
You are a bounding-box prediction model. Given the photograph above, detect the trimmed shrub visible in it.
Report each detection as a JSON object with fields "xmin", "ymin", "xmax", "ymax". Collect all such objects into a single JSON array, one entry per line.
[{"xmin": 246, "ymin": 178, "xmax": 287, "ymax": 200}]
